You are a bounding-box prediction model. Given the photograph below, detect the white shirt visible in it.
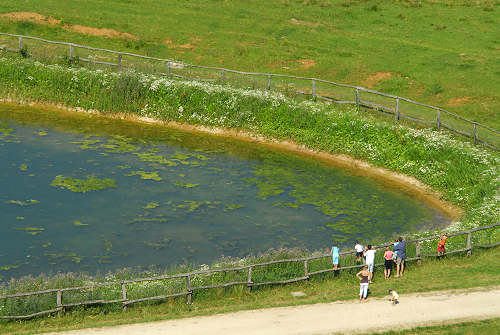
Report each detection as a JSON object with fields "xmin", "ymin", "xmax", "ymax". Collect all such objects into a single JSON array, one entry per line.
[
  {"xmin": 391, "ymin": 291, "xmax": 399, "ymax": 300},
  {"xmin": 365, "ymin": 249, "xmax": 376, "ymax": 264},
  {"xmin": 355, "ymin": 244, "xmax": 363, "ymax": 253}
]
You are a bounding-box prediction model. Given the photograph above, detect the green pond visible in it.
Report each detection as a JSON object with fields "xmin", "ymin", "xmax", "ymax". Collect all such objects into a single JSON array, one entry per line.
[{"xmin": 0, "ymin": 105, "xmax": 449, "ymax": 280}]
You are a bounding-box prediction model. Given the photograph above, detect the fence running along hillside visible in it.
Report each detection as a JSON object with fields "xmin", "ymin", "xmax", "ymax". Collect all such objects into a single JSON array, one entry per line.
[
  {"xmin": 0, "ymin": 222, "xmax": 498, "ymax": 320},
  {"xmin": 0, "ymin": 32, "xmax": 498, "ymax": 150}
]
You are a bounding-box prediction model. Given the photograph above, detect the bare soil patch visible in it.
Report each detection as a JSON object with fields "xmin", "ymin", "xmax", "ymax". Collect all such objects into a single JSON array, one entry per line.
[
  {"xmin": 447, "ymin": 96, "xmax": 471, "ymax": 107},
  {"xmin": 297, "ymin": 59, "xmax": 316, "ymax": 70},
  {"xmin": 0, "ymin": 12, "xmax": 138, "ymax": 40},
  {"xmin": 68, "ymin": 25, "xmax": 137, "ymax": 40},
  {"xmin": 362, "ymin": 72, "xmax": 392, "ymax": 88},
  {"xmin": 178, "ymin": 43, "xmax": 194, "ymax": 50},
  {"xmin": 0, "ymin": 11, "xmax": 60, "ymax": 25}
]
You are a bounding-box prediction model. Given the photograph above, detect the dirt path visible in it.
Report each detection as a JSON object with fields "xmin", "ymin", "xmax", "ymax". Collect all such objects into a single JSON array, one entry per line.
[{"xmin": 41, "ymin": 287, "xmax": 500, "ymax": 335}]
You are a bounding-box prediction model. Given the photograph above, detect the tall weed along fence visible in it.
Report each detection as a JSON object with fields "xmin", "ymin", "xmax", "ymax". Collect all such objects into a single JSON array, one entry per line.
[
  {"xmin": 0, "ymin": 223, "xmax": 498, "ymax": 319},
  {"xmin": 0, "ymin": 32, "xmax": 498, "ymax": 150}
]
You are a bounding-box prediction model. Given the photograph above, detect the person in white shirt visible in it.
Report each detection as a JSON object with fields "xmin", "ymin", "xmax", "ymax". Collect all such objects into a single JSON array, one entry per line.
[
  {"xmin": 388, "ymin": 289, "xmax": 399, "ymax": 305},
  {"xmin": 354, "ymin": 241, "xmax": 364, "ymax": 263},
  {"xmin": 364, "ymin": 245, "xmax": 376, "ymax": 282}
]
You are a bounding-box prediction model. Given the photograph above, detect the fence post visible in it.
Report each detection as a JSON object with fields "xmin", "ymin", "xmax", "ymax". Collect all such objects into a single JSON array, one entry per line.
[
  {"xmin": 467, "ymin": 232, "xmax": 472, "ymax": 256},
  {"xmin": 167, "ymin": 62, "xmax": 171, "ymax": 76},
  {"xmin": 117, "ymin": 53, "xmax": 122, "ymax": 70},
  {"xmin": 221, "ymin": 70, "xmax": 225, "ymax": 83},
  {"xmin": 355, "ymin": 88, "xmax": 360, "ymax": 105},
  {"xmin": 247, "ymin": 266, "xmax": 253, "ymax": 293},
  {"xmin": 312, "ymin": 79, "xmax": 316, "ymax": 98},
  {"xmin": 56, "ymin": 290, "xmax": 62, "ymax": 317},
  {"xmin": 473, "ymin": 123, "xmax": 477, "ymax": 145},
  {"xmin": 267, "ymin": 75, "xmax": 271, "ymax": 91},
  {"xmin": 436, "ymin": 109, "xmax": 441, "ymax": 131},
  {"xmin": 186, "ymin": 275, "xmax": 192, "ymax": 304},
  {"xmin": 395, "ymin": 98, "xmax": 400, "ymax": 121},
  {"xmin": 304, "ymin": 260, "xmax": 308, "ymax": 278},
  {"xmin": 18, "ymin": 36, "xmax": 23, "ymax": 51},
  {"xmin": 121, "ymin": 283, "xmax": 127, "ymax": 312},
  {"xmin": 416, "ymin": 241, "xmax": 421, "ymax": 264},
  {"xmin": 69, "ymin": 44, "xmax": 74, "ymax": 60}
]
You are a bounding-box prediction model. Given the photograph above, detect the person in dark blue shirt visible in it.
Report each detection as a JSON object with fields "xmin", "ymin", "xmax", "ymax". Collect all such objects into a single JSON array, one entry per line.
[{"xmin": 393, "ymin": 237, "xmax": 406, "ymax": 277}]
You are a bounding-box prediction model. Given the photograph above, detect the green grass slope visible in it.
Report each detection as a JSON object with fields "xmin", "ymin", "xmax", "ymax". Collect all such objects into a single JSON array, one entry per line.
[
  {"xmin": 0, "ymin": 0, "xmax": 498, "ymax": 127},
  {"xmin": 374, "ymin": 318, "xmax": 500, "ymax": 335},
  {"xmin": 2, "ymin": 247, "xmax": 499, "ymax": 335}
]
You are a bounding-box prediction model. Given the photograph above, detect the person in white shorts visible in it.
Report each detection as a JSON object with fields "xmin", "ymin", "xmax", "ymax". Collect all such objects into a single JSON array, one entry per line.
[{"xmin": 364, "ymin": 245, "xmax": 376, "ymax": 282}]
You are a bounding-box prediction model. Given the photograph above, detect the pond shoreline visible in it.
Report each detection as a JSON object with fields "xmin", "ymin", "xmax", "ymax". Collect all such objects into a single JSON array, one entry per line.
[{"xmin": 0, "ymin": 99, "xmax": 463, "ymax": 221}]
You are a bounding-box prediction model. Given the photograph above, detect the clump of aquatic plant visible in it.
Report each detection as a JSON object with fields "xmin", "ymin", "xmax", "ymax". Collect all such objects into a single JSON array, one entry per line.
[
  {"xmin": 11, "ymin": 227, "xmax": 44, "ymax": 236},
  {"xmin": 50, "ymin": 175, "xmax": 118, "ymax": 192},
  {"xmin": 173, "ymin": 181, "xmax": 199, "ymax": 188},
  {"xmin": 7, "ymin": 200, "xmax": 40, "ymax": 206},
  {"xmin": 125, "ymin": 170, "xmax": 162, "ymax": 181}
]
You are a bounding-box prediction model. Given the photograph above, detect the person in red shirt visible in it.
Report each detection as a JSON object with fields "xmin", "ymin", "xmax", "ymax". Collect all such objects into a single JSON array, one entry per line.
[
  {"xmin": 383, "ymin": 247, "xmax": 393, "ymax": 279},
  {"xmin": 437, "ymin": 234, "xmax": 447, "ymax": 257}
]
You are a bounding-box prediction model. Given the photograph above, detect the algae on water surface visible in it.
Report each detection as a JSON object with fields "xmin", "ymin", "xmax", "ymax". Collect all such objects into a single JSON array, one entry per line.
[{"xmin": 0, "ymin": 104, "xmax": 451, "ymax": 280}]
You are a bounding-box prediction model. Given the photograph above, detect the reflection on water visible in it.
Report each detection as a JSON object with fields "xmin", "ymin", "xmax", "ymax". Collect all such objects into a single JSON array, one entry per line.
[{"xmin": 0, "ymin": 105, "xmax": 449, "ymax": 280}]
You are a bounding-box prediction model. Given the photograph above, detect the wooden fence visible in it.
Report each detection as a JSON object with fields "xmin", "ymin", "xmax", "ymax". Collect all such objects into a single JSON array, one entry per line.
[
  {"xmin": 0, "ymin": 32, "xmax": 498, "ymax": 150},
  {"xmin": 0, "ymin": 222, "xmax": 498, "ymax": 319}
]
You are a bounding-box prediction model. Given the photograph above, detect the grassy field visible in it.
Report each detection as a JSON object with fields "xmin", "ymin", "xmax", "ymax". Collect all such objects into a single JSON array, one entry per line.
[
  {"xmin": 374, "ymin": 318, "xmax": 500, "ymax": 335},
  {"xmin": 1, "ymin": 246, "xmax": 499, "ymax": 334},
  {"xmin": 0, "ymin": 0, "xmax": 498, "ymax": 128}
]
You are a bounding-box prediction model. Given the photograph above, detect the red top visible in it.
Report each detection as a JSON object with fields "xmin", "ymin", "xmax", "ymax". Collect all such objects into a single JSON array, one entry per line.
[
  {"xmin": 439, "ymin": 237, "xmax": 447, "ymax": 246},
  {"xmin": 384, "ymin": 250, "xmax": 393, "ymax": 260}
]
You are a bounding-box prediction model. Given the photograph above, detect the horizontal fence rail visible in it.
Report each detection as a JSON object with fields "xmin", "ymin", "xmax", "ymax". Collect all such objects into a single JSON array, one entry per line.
[
  {"xmin": 0, "ymin": 32, "xmax": 498, "ymax": 150},
  {"xmin": 0, "ymin": 222, "xmax": 498, "ymax": 319}
]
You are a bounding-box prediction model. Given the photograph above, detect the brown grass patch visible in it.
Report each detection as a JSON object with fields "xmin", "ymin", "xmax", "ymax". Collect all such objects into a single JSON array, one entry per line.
[
  {"xmin": 178, "ymin": 43, "xmax": 194, "ymax": 50},
  {"xmin": 289, "ymin": 18, "xmax": 318, "ymax": 27},
  {"xmin": 447, "ymin": 96, "xmax": 471, "ymax": 107},
  {"xmin": 362, "ymin": 72, "xmax": 393, "ymax": 88},
  {"xmin": 68, "ymin": 24, "xmax": 137, "ymax": 40},
  {"xmin": 165, "ymin": 37, "xmax": 202, "ymax": 50},
  {"xmin": 0, "ymin": 11, "xmax": 138, "ymax": 40},
  {"xmin": 297, "ymin": 59, "xmax": 316, "ymax": 70},
  {"xmin": 0, "ymin": 11, "xmax": 61, "ymax": 25}
]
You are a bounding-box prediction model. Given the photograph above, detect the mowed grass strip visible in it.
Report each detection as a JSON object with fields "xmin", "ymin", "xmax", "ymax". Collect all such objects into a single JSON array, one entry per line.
[
  {"xmin": 372, "ymin": 318, "xmax": 500, "ymax": 335},
  {"xmin": 0, "ymin": 0, "xmax": 498, "ymax": 128},
  {"xmin": 1, "ymin": 247, "xmax": 499, "ymax": 335}
]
